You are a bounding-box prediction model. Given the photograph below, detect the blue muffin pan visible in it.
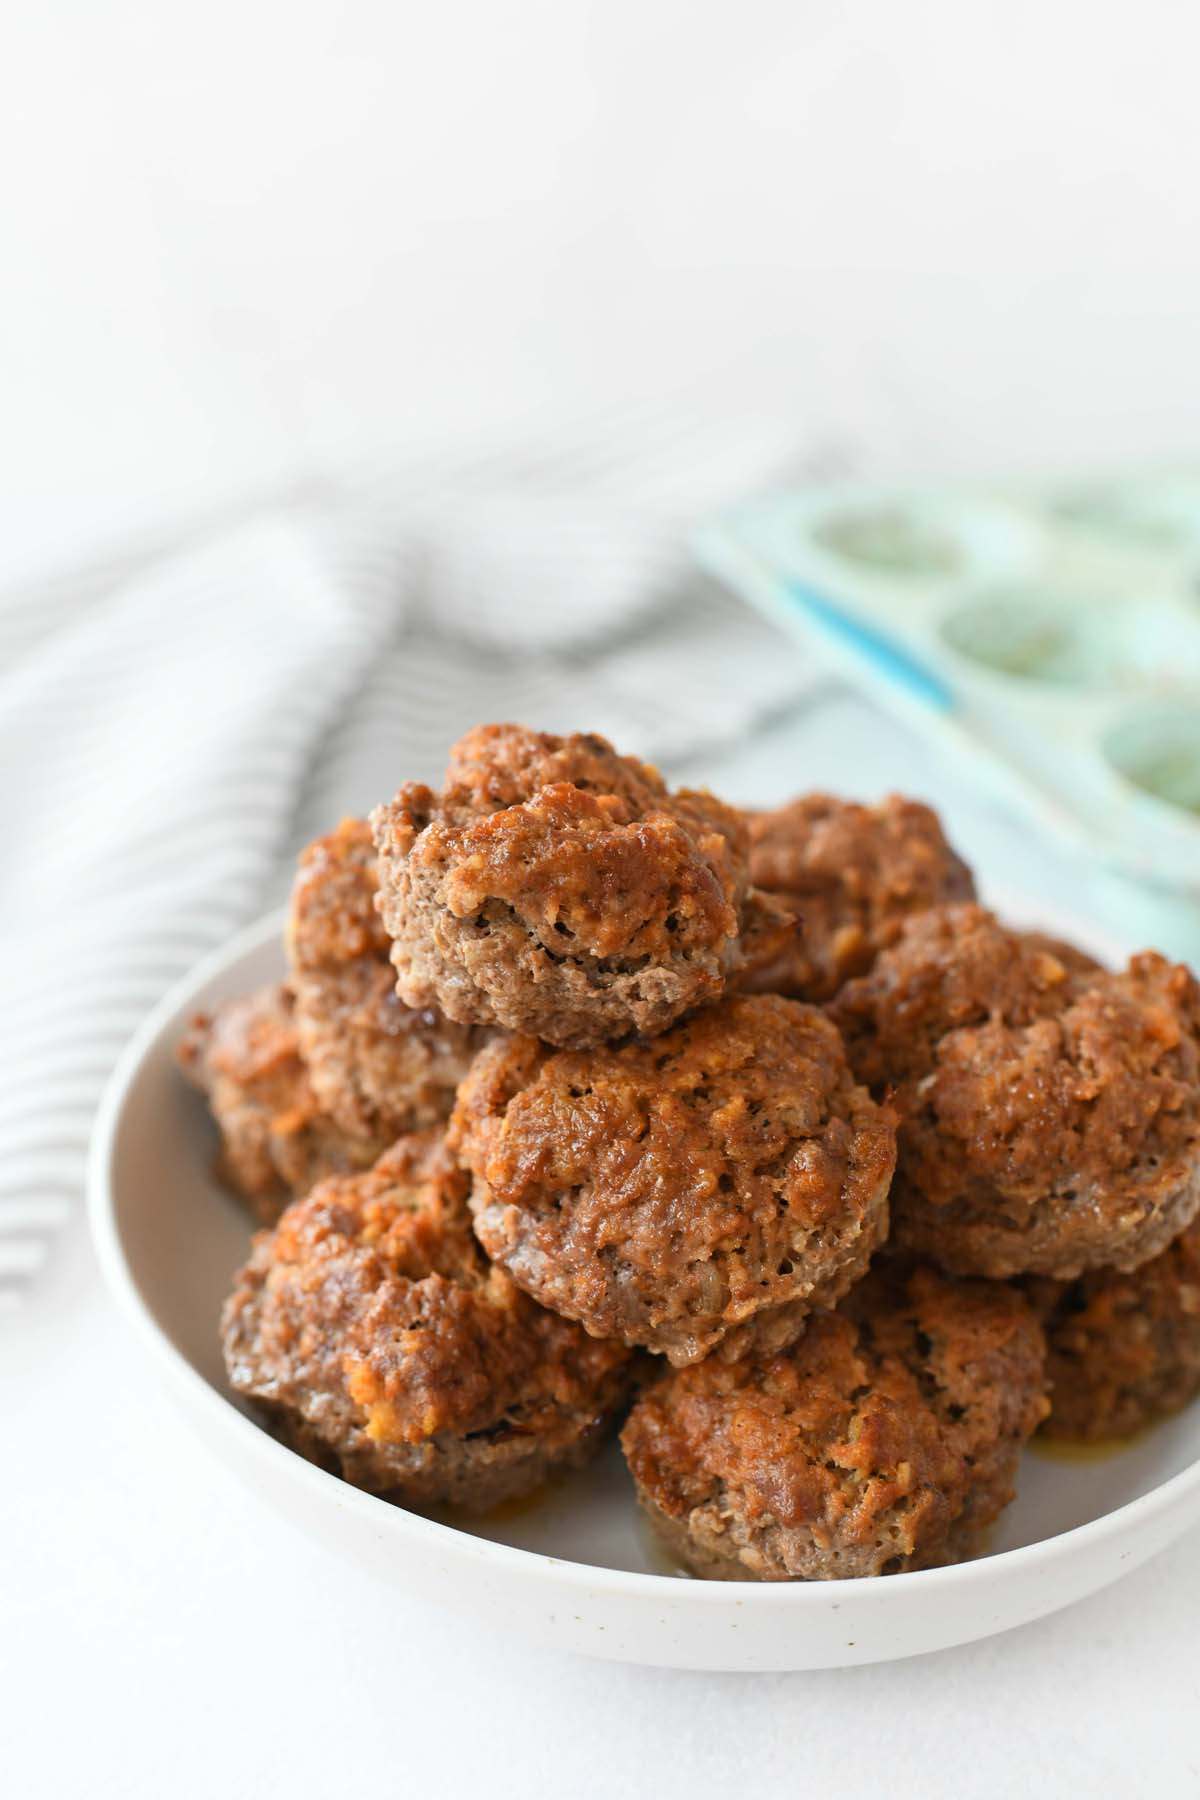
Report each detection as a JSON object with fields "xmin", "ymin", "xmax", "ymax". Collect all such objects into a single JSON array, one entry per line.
[{"xmin": 698, "ymin": 471, "xmax": 1200, "ymax": 963}]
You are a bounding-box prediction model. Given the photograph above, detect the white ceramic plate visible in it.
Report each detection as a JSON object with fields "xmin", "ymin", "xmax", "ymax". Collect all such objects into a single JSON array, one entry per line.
[{"xmin": 88, "ymin": 896, "xmax": 1200, "ymax": 1671}]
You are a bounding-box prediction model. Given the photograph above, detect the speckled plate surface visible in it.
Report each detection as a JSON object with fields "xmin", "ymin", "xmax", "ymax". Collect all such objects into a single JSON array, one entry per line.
[{"xmin": 88, "ymin": 893, "xmax": 1200, "ymax": 1670}]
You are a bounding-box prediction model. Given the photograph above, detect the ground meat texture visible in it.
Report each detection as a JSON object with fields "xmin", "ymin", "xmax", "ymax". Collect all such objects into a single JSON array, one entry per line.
[
  {"xmin": 830, "ymin": 906, "xmax": 1200, "ymax": 1279},
  {"xmin": 742, "ymin": 793, "xmax": 976, "ymax": 1001},
  {"xmin": 370, "ymin": 723, "xmax": 779, "ymax": 1049},
  {"xmin": 1027, "ymin": 1216, "xmax": 1200, "ymax": 1440},
  {"xmin": 178, "ymin": 986, "xmax": 384, "ymax": 1224},
  {"xmin": 286, "ymin": 817, "xmax": 484, "ymax": 1140},
  {"xmin": 221, "ymin": 1131, "xmax": 633, "ymax": 1511},
  {"xmin": 829, "ymin": 903, "xmax": 1102, "ymax": 1093},
  {"xmin": 621, "ymin": 1262, "xmax": 1048, "ymax": 1581},
  {"xmin": 449, "ymin": 994, "xmax": 896, "ymax": 1367}
]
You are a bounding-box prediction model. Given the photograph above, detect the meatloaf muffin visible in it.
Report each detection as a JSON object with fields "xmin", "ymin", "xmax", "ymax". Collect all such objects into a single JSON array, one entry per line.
[
  {"xmin": 1028, "ymin": 1215, "xmax": 1200, "ymax": 1441},
  {"xmin": 222, "ymin": 1130, "xmax": 633, "ymax": 1510},
  {"xmin": 370, "ymin": 723, "xmax": 781, "ymax": 1048},
  {"xmin": 742, "ymin": 793, "xmax": 975, "ymax": 1000},
  {"xmin": 449, "ymin": 993, "xmax": 896, "ymax": 1366},
  {"xmin": 830, "ymin": 905, "xmax": 1200, "ymax": 1279},
  {"xmin": 621, "ymin": 1261, "xmax": 1048, "ymax": 1580},
  {"xmin": 178, "ymin": 985, "xmax": 384, "ymax": 1223},
  {"xmin": 287, "ymin": 817, "xmax": 484, "ymax": 1140}
]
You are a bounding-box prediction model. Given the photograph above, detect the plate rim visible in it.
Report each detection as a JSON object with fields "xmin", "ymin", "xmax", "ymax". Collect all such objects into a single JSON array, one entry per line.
[{"xmin": 87, "ymin": 899, "xmax": 1200, "ymax": 1611}]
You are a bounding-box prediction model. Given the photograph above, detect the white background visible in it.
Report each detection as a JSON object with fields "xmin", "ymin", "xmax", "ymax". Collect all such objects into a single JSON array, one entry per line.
[
  {"xmin": 4, "ymin": 0, "xmax": 1200, "ymax": 584},
  {"xmin": 4, "ymin": 5, "xmax": 1200, "ymax": 1794}
]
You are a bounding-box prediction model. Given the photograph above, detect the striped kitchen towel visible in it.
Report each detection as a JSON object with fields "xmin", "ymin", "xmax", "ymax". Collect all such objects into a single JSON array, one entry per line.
[{"xmin": 0, "ymin": 416, "xmax": 845, "ymax": 1300}]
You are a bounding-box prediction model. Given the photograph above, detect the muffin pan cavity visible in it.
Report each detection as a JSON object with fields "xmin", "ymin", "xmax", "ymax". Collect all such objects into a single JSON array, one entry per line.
[
  {"xmin": 1049, "ymin": 478, "xmax": 1200, "ymax": 559},
  {"xmin": 941, "ymin": 593, "xmax": 1114, "ymax": 690},
  {"xmin": 786, "ymin": 491, "xmax": 1039, "ymax": 593},
  {"xmin": 812, "ymin": 505, "xmax": 964, "ymax": 579},
  {"xmin": 939, "ymin": 590, "xmax": 1200, "ymax": 695},
  {"xmin": 1104, "ymin": 707, "xmax": 1200, "ymax": 822}
]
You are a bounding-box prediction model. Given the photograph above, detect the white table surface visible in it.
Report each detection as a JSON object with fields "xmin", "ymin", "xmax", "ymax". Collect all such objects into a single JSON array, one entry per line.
[{"xmin": 4, "ymin": 695, "xmax": 1198, "ymax": 1800}]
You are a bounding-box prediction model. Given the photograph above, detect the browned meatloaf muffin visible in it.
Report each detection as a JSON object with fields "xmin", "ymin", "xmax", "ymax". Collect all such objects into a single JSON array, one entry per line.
[
  {"xmin": 741, "ymin": 792, "xmax": 975, "ymax": 1000},
  {"xmin": 222, "ymin": 1130, "xmax": 633, "ymax": 1510},
  {"xmin": 830, "ymin": 905, "xmax": 1200, "ymax": 1279},
  {"xmin": 621, "ymin": 1261, "xmax": 1048, "ymax": 1580},
  {"xmin": 370, "ymin": 723, "xmax": 783, "ymax": 1049},
  {"xmin": 449, "ymin": 993, "xmax": 896, "ymax": 1366},
  {"xmin": 1027, "ymin": 1215, "xmax": 1200, "ymax": 1441},
  {"xmin": 178, "ymin": 985, "xmax": 384, "ymax": 1223},
  {"xmin": 286, "ymin": 817, "xmax": 484, "ymax": 1140}
]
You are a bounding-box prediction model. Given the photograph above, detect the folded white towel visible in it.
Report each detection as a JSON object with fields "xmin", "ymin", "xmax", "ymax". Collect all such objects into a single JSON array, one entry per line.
[{"xmin": 0, "ymin": 423, "xmax": 841, "ymax": 1298}]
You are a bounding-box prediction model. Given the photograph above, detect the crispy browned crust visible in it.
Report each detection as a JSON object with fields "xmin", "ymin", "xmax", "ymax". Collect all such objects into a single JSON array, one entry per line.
[
  {"xmin": 1026, "ymin": 1216, "xmax": 1200, "ymax": 1440},
  {"xmin": 828, "ymin": 903, "xmax": 1102, "ymax": 1091},
  {"xmin": 178, "ymin": 985, "xmax": 383, "ymax": 1224},
  {"xmin": 830, "ymin": 905, "xmax": 1200, "ymax": 1279},
  {"xmin": 370, "ymin": 724, "xmax": 782, "ymax": 1048},
  {"xmin": 286, "ymin": 817, "xmax": 484, "ymax": 1140},
  {"xmin": 449, "ymin": 994, "xmax": 896, "ymax": 1366},
  {"xmin": 621, "ymin": 1262, "xmax": 1048, "ymax": 1580},
  {"xmin": 742, "ymin": 793, "xmax": 975, "ymax": 1001},
  {"xmin": 221, "ymin": 1130, "xmax": 633, "ymax": 1510}
]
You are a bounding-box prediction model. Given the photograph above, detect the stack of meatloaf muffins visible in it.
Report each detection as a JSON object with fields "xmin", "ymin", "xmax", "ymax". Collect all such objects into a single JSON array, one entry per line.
[{"xmin": 180, "ymin": 724, "xmax": 1200, "ymax": 1581}]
